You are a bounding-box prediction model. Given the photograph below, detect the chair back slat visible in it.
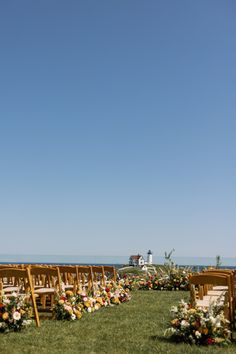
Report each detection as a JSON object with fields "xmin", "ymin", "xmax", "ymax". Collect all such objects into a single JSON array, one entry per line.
[{"xmin": 0, "ymin": 267, "xmax": 40, "ymax": 327}]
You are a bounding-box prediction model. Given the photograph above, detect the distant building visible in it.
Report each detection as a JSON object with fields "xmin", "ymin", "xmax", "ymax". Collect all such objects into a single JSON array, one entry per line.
[
  {"xmin": 147, "ymin": 250, "xmax": 153, "ymax": 265},
  {"xmin": 129, "ymin": 254, "xmax": 145, "ymax": 267},
  {"xmin": 129, "ymin": 250, "xmax": 153, "ymax": 267}
]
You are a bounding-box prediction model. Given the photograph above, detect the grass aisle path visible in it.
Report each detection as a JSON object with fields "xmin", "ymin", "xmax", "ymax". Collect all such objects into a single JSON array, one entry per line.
[{"xmin": 0, "ymin": 291, "xmax": 236, "ymax": 354}]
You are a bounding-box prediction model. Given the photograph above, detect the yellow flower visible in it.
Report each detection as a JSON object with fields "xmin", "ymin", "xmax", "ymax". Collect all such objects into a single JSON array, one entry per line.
[
  {"xmin": 112, "ymin": 297, "xmax": 120, "ymax": 304},
  {"xmin": 2, "ymin": 312, "xmax": 9, "ymax": 320},
  {"xmin": 171, "ymin": 319, "xmax": 179, "ymax": 326},
  {"xmin": 84, "ymin": 301, "xmax": 91, "ymax": 308},
  {"xmin": 66, "ymin": 290, "xmax": 74, "ymax": 297},
  {"xmin": 96, "ymin": 297, "xmax": 103, "ymax": 305},
  {"xmin": 95, "ymin": 303, "xmax": 101, "ymax": 310},
  {"xmin": 188, "ymin": 308, "xmax": 196, "ymax": 314},
  {"xmin": 74, "ymin": 310, "xmax": 82, "ymax": 319},
  {"xmin": 20, "ymin": 309, "xmax": 26, "ymax": 315},
  {"xmin": 58, "ymin": 299, "xmax": 65, "ymax": 305},
  {"xmin": 214, "ymin": 338, "xmax": 225, "ymax": 344}
]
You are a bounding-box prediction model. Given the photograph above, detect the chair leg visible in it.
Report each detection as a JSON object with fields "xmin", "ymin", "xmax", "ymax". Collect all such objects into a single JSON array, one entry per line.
[{"xmin": 31, "ymin": 294, "xmax": 40, "ymax": 327}]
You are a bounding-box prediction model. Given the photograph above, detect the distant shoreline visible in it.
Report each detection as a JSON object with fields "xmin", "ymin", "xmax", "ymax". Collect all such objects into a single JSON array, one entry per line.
[
  {"xmin": 0, "ymin": 254, "xmax": 235, "ymax": 267},
  {"xmin": 0, "ymin": 260, "xmax": 235, "ymax": 270}
]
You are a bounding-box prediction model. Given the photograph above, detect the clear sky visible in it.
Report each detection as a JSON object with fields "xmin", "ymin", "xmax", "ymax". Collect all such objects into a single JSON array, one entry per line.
[{"xmin": 0, "ymin": 0, "xmax": 236, "ymax": 259}]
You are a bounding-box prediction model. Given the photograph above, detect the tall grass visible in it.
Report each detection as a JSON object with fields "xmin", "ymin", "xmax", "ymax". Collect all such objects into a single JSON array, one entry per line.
[{"xmin": 0, "ymin": 291, "xmax": 235, "ymax": 354}]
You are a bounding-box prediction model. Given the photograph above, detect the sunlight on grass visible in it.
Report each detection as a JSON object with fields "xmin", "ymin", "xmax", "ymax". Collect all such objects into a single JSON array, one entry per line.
[{"xmin": 0, "ymin": 291, "xmax": 235, "ymax": 354}]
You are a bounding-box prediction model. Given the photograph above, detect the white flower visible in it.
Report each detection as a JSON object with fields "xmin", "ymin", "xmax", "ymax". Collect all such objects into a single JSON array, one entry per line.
[
  {"xmin": 83, "ymin": 297, "xmax": 88, "ymax": 301},
  {"xmin": 64, "ymin": 305, "xmax": 72, "ymax": 312},
  {"xmin": 180, "ymin": 320, "xmax": 190, "ymax": 329},
  {"xmin": 22, "ymin": 320, "xmax": 32, "ymax": 326},
  {"xmin": 13, "ymin": 311, "xmax": 21, "ymax": 321},
  {"xmin": 87, "ymin": 307, "xmax": 92, "ymax": 313},
  {"xmin": 215, "ymin": 316, "xmax": 222, "ymax": 328},
  {"xmin": 171, "ymin": 306, "xmax": 178, "ymax": 313},
  {"xmin": 195, "ymin": 331, "xmax": 201, "ymax": 338},
  {"xmin": 180, "ymin": 300, "xmax": 188, "ymax": 308},
  {"xmin": 200, "ymin": 318, "xmax": 206, "ymax": 327},
  {"xmin": 71, "ymin": 314, "xmax": 76, "ymax": 320}
]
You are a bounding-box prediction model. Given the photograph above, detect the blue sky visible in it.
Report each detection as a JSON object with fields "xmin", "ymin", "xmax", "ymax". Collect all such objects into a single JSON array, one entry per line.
[{"xmin": 0, "ymin": 0, "xmax": 236, "ymax": 259}]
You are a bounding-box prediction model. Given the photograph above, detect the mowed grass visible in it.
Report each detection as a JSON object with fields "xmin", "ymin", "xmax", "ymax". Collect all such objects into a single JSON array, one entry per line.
[{"xmin": 1, "ymin": 291, "xmax": 236, "ymax": 354}]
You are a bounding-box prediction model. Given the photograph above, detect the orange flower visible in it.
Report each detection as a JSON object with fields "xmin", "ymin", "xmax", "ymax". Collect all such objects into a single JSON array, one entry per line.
[
  {"xmin": 199, "ymin": 327, "xmax": 208, "ymax": 335},
  {"xmin": 2, "ymin": 312, "xmax": 9, "ymax": 320}
]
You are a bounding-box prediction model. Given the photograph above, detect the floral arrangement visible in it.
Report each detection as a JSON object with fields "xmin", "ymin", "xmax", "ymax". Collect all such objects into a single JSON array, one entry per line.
[
  {"xmin": 53, "ymin": 289, "xmax": 83, "ymax": 320},
  {"xmin": 0, "ymin": 292, "xmax": 33, "ymax": 333},
  {"xmin": 100, "ymin": 282, "xmax": 131, "ymax": 305},
  {"xmin": 119, "ymin": 275, "xmax": 149, "ymax": 291},
  {"xmin": 53, "ymin": 282, "xmax": 131, "ymax": 321},
  {"xmin": 76, "ymin": 290, "xmax": 98, "ymax": 313},
  {"xmin": 165, "ymin": 300, "xmax": 231, "ymax": 346},
  {"xmin": 119, "ymin": 269, "xmax": 190, "ymax": 292}
]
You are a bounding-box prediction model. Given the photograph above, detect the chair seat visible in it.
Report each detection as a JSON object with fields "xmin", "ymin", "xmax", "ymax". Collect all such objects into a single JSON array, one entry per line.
[
  {"xmin": 34, "ymin": 288, "xmax": 56, "ymax": 294},
  {"xmin": 213, "ymin": 286, "xmax": 228, "ymax": 290},
  {"xmin": 196, "ymin": 299, "xmax": 212, "ymax": 307},
  {"xmin": 202, "ymin": 295, "xmax": 225, "ymax": 305},
  {"xmin": 64, "ymin": 284, "xmax": 74, "ymax": 290},
  {"xmin": 207, "ymin": 290, "xmax": 226, "ymax": 296},
  {"xmin": 3, "ymin": 286, "xmax": 19, "ymax": 292}
]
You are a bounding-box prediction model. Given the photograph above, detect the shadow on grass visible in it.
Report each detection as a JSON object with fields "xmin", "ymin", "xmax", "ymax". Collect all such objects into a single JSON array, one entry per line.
[{"xmin": 150, "ymin": 335, "xmax": 173, "ymax": 343}]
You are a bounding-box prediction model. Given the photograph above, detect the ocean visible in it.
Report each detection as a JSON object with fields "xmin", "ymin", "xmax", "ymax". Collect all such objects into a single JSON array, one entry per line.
[{"xmin": 0, "ymin": 254, "xmax": 235, "ymax": 268}]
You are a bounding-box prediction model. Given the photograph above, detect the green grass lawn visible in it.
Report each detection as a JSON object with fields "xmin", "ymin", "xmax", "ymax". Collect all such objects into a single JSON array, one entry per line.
[{"xmin": 1, "ymin": 291, "xmax": 235, "ymax": 354}]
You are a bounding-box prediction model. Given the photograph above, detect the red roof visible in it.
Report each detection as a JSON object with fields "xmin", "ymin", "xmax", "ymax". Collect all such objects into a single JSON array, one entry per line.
[{"xmin": 130, "ymin": 255, "xmax": 143, "ymax": 260}]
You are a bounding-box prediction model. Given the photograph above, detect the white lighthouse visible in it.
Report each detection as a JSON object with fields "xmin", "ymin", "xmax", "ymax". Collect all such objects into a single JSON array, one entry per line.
[{"xmin": 147, "ymin": 250, "xmax": 153, "ymax": 265}]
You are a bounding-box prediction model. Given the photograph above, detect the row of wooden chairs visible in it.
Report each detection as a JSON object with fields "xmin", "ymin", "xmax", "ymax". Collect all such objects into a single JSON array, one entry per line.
[
  {"xmin": 0, "ymin": 264, "xmax": 117, "ymax": 328},
  {"xmin": 189, "ymin": 268, "xmax": 236, "ymax": 328},
  {"xmin": 0, "ymin": 264, "xmax": 117, "ymax": 288}
]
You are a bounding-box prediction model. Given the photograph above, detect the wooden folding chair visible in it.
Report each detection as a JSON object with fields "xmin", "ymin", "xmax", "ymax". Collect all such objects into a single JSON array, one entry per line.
[
  {"xmin": 91, "ymin": 266, "xmax": 106, "ymax": 287},
  {"xmin": 0, "ymin": 267, "xmax": 40, "ymax": 327},
  {"xmin": 0, "ymin": 264, "xmax": 26, "ymax": 292},
  {"xmin": 103, "ymin": 266, "xmax": 117, "ymax": 283},
  {"xmin": 58, "ymin": 265, "xmax": 79, "ymax": 292},
  {"xmin": 189, "ymin": 273, "xmax": 233, "ymax": 327},
  {"xmin": 77, "ymin": 266, "xmax": 94, "ymax": 291},
  {"xmin": 203, "ymin": 269, "xmax": 235, "ymax": 327},
  {"xmin": 30, "ymin": 266, "xmax": 61, "ymax": 312}
]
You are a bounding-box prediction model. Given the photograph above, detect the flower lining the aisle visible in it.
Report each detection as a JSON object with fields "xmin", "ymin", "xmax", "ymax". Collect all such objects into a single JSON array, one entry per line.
[
  {"xmin": 53, "ymin": 282, "xmax": 131, "ymax": 321},
  {"xmin": 164, "ymin": 300, "xmax": 231, "ymax": 346},
  {"xmin": 0, "ymin": 292, "xmax": 33, "ymax": 333},
  {"xmin": 53, "ymin": 289, "xmax": 83, "ymax": 320},
  {"xmin": 120, "ymin": 268, "xmax": 190, "ymax": 291}
]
